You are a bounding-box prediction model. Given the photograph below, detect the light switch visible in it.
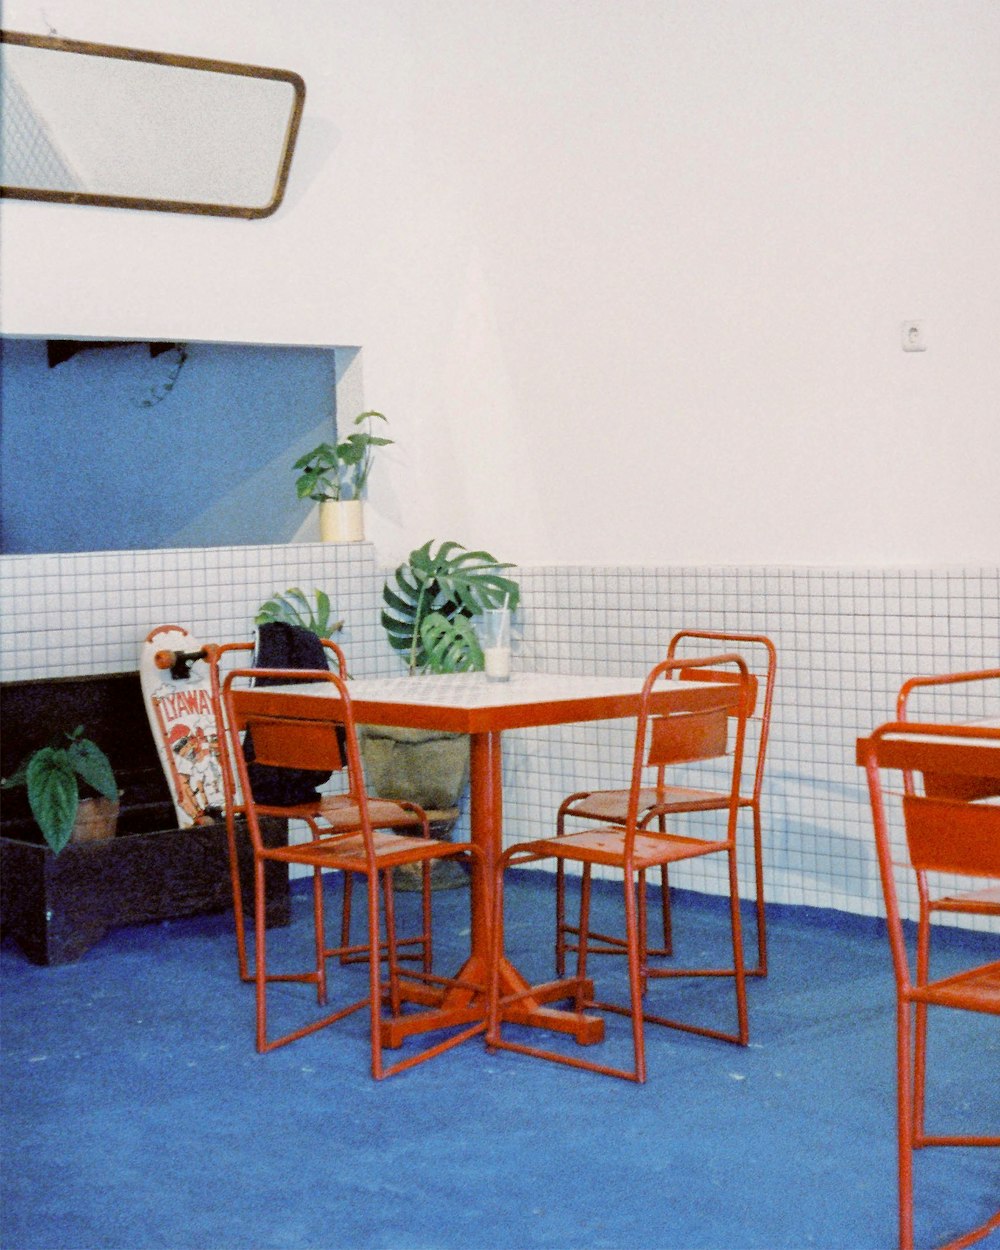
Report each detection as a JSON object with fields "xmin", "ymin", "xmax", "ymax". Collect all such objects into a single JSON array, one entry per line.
[{"xmin": 902, "ymin": 321, "xmax": 927, "ymax": 352}]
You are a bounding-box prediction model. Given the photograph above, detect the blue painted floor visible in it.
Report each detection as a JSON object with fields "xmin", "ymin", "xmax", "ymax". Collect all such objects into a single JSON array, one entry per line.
[{"xmin": 2, "ymin": 872, "xmax": 997, "ymax": 1250}]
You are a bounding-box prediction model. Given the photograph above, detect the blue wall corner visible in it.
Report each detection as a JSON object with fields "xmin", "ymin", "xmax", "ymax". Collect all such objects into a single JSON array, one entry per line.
[{"xmin": 0, "ymin": 338, "xmax": 338, "ymax": 553}]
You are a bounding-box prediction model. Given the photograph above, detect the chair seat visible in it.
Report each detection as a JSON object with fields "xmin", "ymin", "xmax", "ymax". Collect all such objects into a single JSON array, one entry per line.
[
  {"xmin": 261, "ymin": 829, "xmax": 468, "ymax": 872},
  {"xmin": 931, "ymin": 885, "xmax": 1000, "ymax": 914},
  {"xmin": 529, "ymin": 827, "xmax": 730, "ymax": 870},
  {"xmin": 911, "ymin": 960, "xmax": 1000, "ymax": 1013},
  {"xmin": 565, "ymin": 785, "xmax": 749, "ymax": 822},
  {"xmin": 257, "ymin": 794, "xmax": 424, "ymax": 829}
]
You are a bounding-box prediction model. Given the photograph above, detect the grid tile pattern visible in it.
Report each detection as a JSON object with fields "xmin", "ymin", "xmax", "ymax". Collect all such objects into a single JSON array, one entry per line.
[
  {"xmin": 1, "ymin": 550, "xmax": 996, "ymax": 927},
  {"xmin": 0, "ymin": 543, "xmax": 396, "ymax": 681},
  {"xmin": 506, "ymin": 566, "xmax": 1000, "ymax": 930}
]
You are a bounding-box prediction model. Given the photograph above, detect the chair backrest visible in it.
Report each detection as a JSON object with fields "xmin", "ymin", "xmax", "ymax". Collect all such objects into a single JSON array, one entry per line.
[
  {"xmin": 221, "ymin": 668, "xmax": 371, "ymax": 846},
  {"xmin": 629, "ymin": 652, "xmax": 752, "ymax": 833},
  {"xmin": 667, "ymin": 631, "xmax": 776, "ymax": 801},
  {"xmin": 859, "ymin": 722, "xmax": 1000, "ymax": 991},
  {"xmin": 206, "ymin": 638, "xmax": 347, "ymax": 812},
  {"xmin": 896, "ymin": 668, "xmax": 1000, "ymax": 801}
]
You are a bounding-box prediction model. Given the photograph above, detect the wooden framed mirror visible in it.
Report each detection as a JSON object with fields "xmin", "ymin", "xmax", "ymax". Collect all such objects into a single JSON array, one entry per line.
[{"xmin": 0, "ymin": 30, "xmax": 305, "ymax": 218}]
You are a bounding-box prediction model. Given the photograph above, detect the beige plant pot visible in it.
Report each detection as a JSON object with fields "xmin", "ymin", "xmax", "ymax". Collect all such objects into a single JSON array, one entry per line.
[
  {"xmin": 319, "ymin": 499, "xmax": 364, "ymax": 543},
  {"xmin": 358, "ymin": 725, "xmax": 470, "ymax": 890},
  {"xmin": 71, "ymin": 796, "xmax": 120, "ymax": 845}
]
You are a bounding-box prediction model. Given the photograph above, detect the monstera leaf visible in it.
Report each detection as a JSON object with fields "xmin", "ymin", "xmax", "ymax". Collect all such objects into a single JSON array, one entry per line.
[
  {"xmin": 381, "ymin": 540, "xmax": 519, "ymax": 674},
  {"xmin": 420, "ymin": 613, "xmax": 484, "ymax": 673}
]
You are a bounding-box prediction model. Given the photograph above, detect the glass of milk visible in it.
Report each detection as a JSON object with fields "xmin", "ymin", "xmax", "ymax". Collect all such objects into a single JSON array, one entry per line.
[{"xmin": 479, "ymin": 608, "xmax": 512, "ymax": 681}]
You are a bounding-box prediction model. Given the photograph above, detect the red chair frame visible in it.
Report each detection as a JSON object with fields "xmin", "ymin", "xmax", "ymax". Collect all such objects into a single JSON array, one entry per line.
[
  {"xmin": 222, "ymin": 666, "xmax": 484, "ymax": 1076},
  {"xmin": 208, "ymin": 640, "xmax": 431, "ymax": 984},
  {"xmin": 490, "ymin": 653, "xmax": 754, "ymax": 1083},
  {"xmin": 896, "ymin": 670, "xmax": 1000, "ymax": 1148},
  {"xmin": 860, "ymin": 720, "xmax": 1000, "ymax": 1250},
  {"xmin": 556, "ymin": 631, "xmax": 776, "ymax": 978}
]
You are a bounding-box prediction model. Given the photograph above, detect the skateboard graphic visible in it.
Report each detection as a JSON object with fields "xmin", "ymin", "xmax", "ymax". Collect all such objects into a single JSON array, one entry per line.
[{"xmin": 140, "ymin": 625, "xmax": 225, "ymax": 828}]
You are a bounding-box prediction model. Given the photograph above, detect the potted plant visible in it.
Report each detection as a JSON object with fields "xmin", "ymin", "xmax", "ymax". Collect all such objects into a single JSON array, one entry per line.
[
  {"xmin": 1, "ymin": 726, "xmax": 119, "ymax": 854},
  {"xmin": 293, "ymin": 410, "xmax": 392, "ymax": 542},
  {"xmin": 254, "ymin": 588, "xmax": 344, "ymax": 637},
  {"xmin": 381, "ymin": 539, "xmax": 520, "ymax": 675},
  {"xmin": 363, "ymin": 541, "xmax": 520, "ymax": 887}
]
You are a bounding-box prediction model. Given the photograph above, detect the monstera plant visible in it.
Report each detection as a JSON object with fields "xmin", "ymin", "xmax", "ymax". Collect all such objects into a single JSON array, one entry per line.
[
  {"xmin": 381, "ymin": 539, "xmax": 520, "ymax": 675},
  {"xmin": 368, "ymin": 541, "xmax": 521, "ymax": 884}
]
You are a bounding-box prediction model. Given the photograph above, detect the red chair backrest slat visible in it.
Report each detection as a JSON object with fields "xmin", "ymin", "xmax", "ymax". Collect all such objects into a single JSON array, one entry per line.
[
  {"xmin": 922, "ymin": 772, "xmax": 1000, "ymax": 801},
  {"xmin": 648, "ymin": 706, "xmax": 729, "ymax": 768},
  {"xmin": 676, "ymin": 667, "xmax": 758, "ymax": 718},
  {"xmin": 244, "ymin": 716, "xmax": 345, "ymax": 773},
  {"xmin": 903, "ymin": 794, "xmax": 1000, "ymax": 877}
]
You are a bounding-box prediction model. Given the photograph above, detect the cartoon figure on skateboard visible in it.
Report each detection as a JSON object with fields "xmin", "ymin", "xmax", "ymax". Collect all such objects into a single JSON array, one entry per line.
[{"xmin": 140, "ymin": 625, "xmax": 225, "ymax": 827}]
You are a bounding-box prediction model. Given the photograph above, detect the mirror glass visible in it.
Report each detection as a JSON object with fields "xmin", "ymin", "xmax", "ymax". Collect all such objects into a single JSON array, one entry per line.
[{"xmin": 0, "ymin": 31, "xmax": 305, "ymax": 218}]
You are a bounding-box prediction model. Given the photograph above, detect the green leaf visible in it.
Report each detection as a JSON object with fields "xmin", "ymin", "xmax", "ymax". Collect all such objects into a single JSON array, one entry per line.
[
  {"xmin": 68, "ymin": 739, "xmax": 118, "ymax": 800},
  {"xmin": 255, "ymin": 588, "xmax": 343, "ymax": 638},
  {"xmin": 26, "ymin": 749, "xmax": 78, "ymax": 854},
  {"xmin": 314, "ymin": 589, "xmax": 332, "ymax": 635},
  {"xmin": 420, "ymin": 613, "xmax": 484, "ymax": 673}
]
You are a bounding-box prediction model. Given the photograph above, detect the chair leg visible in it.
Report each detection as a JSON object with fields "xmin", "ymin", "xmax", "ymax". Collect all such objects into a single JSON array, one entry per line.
[
  {"xmin": 555, "ymin": 859, "xmax": 568, "ymax": 977},
  {"xmin": 311, "ymin": 867, "xmax": 328, "ymax": 1005},
  {"xmin": 727, "ymin": 847, "xmax": 749, "ymax": 1046},
  {"xmin": 897, "ymin": 1000, "xmax": 915, "ymax": 1250},
  {"xmin": 339, "ymin": 872, "xmax": 355, "ymax": 965},
  {"xmin": 381, "ymin": 869, "xmax": 402, "ymax": 1018},
  {"xmin": 750, "ymin": 803, "xmax": 767, "ymax": 977},
  {"xmin": 254, "ymin": 859, "xmax": 270, "ymax": 1054},
  {"xmin": 225, "ymin": 809, "xmax": 252, "ymax": 982},
  {"xmin": 367, "ymin": 869, "xmax": 385, "ymax": 1080},
  {"xmin": 576, "ymin": 866, "xmax": 593, "ymax": 1011},
  {"xmin": 657, "ymin": 862, "xmax": 674, "ymax": 958},
  {"xmin": 623, "ymin": 871, "xmax": 646, "ymax": 1084},
  {"xmin": 913, "ymin": 903, "xmax": 931, "ymax": 1142},
  {"xmin": 421, "ymin": 860, "xmax": 433, "ymax": 975}
]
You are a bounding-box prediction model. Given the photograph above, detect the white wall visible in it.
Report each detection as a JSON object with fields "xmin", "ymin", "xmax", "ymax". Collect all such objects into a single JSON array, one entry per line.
[{"xmin": 2, "ymin": 0, "xmax": 998, "ymax": 567}]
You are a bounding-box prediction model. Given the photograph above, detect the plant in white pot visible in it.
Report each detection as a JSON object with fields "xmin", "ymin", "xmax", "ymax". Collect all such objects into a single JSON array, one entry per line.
[
  {"xmin": 293, "ymin": 410, "xmax": 392, "ymax": 542},
  {"xmin": 1, "ymin": 726, "xmax": 119, "ymax": 854}
]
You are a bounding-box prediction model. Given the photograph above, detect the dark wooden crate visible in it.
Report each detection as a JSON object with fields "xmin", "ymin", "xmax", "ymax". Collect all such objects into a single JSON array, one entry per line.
[{"xmin": 1, "ymin": 670, "xmax": 290, "ymax": 965}]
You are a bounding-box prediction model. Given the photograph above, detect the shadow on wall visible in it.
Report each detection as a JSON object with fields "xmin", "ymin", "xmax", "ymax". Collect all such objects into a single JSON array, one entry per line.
[{"xmin": 0, "ymin": 337, "xmax": 341, "ymax": 554}]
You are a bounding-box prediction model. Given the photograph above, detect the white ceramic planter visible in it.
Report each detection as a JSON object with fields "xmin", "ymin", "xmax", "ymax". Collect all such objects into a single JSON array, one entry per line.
[{"xmin": 319, "ymin": 499, "xmax": 364, "ymax": 543}]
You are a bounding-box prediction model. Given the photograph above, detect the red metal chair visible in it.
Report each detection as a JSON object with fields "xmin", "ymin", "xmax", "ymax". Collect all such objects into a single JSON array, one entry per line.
[
  {"xmin": 859, "ymin": 721, "xmax": 1000, "ymax": 1250},
  {"xmin": 895, "ymin": 670, "xmax": 1000, "ymax": 1161},
  {"xmin": 489, "ymin": 653, "xmax": 754, "ymax": 1083},
  {"xmin": 221, "ymin": 667, "xmax": 484, "ymax": 1076},
  {"xmin": 556, "ymin": 631, "xmax": 776, "ymax": 978},
  {"xmin": 208, "ymin": 640, "xmax": 432, "ymax": 984}
]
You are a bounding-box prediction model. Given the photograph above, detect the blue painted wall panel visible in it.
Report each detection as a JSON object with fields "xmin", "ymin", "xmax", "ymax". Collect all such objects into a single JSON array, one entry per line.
[{"xmin": 0, "ymin": 338, "xmax": 337, "ymax": 553}]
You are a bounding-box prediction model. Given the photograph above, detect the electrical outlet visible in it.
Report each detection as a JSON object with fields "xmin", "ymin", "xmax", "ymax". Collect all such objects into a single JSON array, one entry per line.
[{"xmin": 902, "ymin": 321, "xmax": 927, "ymax": 352}]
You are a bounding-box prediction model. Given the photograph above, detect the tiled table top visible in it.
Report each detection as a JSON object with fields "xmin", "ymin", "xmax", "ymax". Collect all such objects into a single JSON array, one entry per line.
[{"xmin": 261, "ymin": 671, "xmax": 730, "ymax": 734}]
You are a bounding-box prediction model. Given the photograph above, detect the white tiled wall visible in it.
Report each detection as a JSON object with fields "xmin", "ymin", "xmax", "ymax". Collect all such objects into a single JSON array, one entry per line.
[
  {"xmin": 2, "ymin": 549, "xmax": 997, "ymax": 927},
  {"xmin": 507, "ymin": 565, "xmax": 1000, "ymax": 929},
  {"xmin": 0, "ymin": 542, "xmax": 395, "ymax": 681}
]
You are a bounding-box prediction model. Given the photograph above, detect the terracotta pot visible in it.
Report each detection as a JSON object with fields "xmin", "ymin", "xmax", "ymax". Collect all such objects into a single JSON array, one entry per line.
[{"xmin": 70, "ymin": 796, "xmax": 120, "ymax": 845}]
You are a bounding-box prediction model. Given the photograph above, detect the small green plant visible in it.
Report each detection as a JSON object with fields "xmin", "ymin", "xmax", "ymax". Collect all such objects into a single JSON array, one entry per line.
[
  {"xmin": 1, "ymin": 727, "xmax": 118, "ymax": 855},
  {"xmin": 293, "ymin": 410, "xmax": 392, "ymax": 503},
  {"xmin": 255, "ymin": 588, "xmax": 344, "ymax": 637},
  {"xmin": 382, "ymin": 540, "xmax": 520, "ymax": 674}
]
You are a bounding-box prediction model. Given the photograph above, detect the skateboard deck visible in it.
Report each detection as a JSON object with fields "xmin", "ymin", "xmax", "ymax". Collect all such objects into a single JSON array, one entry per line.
[{"xmin": 140, "ymin": 625, "xmax": 225, "ymax": 828}]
